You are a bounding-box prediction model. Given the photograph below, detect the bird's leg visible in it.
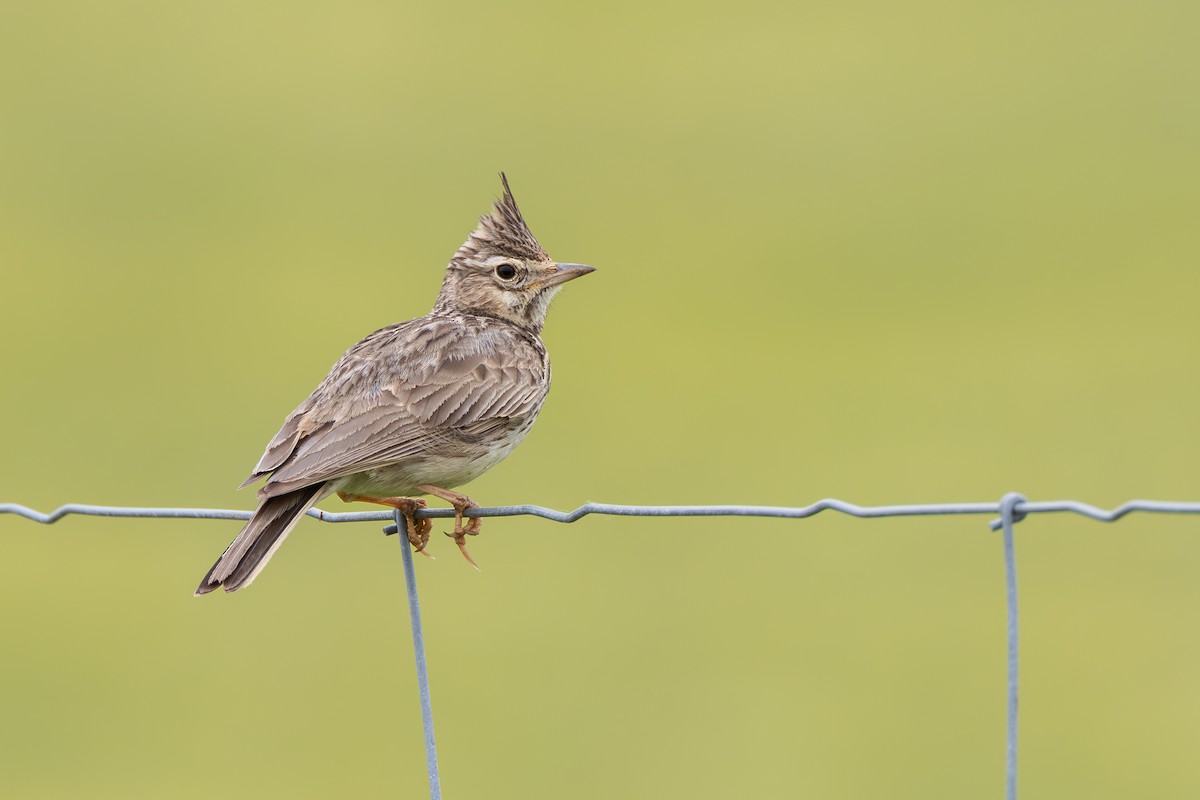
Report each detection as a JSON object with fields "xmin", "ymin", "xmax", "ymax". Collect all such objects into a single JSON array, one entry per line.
[
  {"xmin": 338, "ymin": 492, "xmax": 434, "ymax": 557},
  {"xmin": 416, "ymin": 484, "xmax": 482, "ymax": 569}
]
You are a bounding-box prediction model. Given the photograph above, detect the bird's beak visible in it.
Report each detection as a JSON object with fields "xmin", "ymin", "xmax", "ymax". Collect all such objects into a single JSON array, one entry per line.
[{"xmin": 542, "ymin": 262, "xmax": 597, "ymax": 288}]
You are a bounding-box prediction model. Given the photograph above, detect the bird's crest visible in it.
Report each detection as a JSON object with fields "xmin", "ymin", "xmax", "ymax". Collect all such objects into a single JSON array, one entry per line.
[{"xmin": 456, "ymin": 173, "xmax": 549, "ymax": 262}]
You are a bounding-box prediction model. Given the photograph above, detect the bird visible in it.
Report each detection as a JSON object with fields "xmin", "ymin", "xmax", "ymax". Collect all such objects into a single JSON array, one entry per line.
[{"xmin": 195, "ymin": 175, "xmax": 595, "ymax": 595}]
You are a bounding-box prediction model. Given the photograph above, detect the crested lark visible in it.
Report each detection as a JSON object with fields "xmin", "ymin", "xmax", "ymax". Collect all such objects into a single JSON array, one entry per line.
[{"xmin": 195, "ymin": 175, "xmax": 594, "ymax": 595}]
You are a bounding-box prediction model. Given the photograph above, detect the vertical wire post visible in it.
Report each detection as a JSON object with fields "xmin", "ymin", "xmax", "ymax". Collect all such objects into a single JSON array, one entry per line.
[
  {"xmin": 395, "ymin": 509, "xmax": 443, "ymax": 800},
  {"xmin": 998, "ymin": 492, "xmax": 1025, "ymax": 800}
]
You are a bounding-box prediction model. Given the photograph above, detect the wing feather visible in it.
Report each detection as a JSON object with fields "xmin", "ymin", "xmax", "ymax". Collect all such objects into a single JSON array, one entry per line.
[{"xmin": 247, "ymin": 317, "xmax": 547, "ymax": 498}]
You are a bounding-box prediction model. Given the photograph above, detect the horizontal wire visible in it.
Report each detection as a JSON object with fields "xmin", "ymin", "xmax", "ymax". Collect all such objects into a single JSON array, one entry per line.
[{"xmin": 4, "ymin": 498, "xmax": 1200, "ymax": 534}]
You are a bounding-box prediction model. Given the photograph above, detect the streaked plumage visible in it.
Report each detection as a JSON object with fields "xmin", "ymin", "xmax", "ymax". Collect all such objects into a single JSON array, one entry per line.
[{"xmin": 196, "ymin": 175, "xmax": 594, "ymax": 595}]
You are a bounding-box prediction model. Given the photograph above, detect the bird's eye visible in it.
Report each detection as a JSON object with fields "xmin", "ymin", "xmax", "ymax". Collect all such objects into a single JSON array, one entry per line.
[{"xmin": 495, "ymin": 263, "xmax": 518, "ymax": 281}]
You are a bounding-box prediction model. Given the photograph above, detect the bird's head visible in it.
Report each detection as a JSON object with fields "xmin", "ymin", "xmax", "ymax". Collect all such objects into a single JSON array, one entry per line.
[{"xmin": 434, "ymin": 174, "xmax": 595, "ymax": 332}]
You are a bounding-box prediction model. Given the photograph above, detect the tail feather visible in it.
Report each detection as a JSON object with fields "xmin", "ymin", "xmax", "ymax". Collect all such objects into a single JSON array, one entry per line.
[{"xmin": 195, "ymin": 484, "xmax": 325, "ymax": 596}]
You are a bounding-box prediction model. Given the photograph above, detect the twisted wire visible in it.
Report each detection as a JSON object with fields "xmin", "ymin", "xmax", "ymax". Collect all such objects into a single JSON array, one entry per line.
[{"xmin": 4, "ymin": 497, "xmax": 1200, "ymax": 531}]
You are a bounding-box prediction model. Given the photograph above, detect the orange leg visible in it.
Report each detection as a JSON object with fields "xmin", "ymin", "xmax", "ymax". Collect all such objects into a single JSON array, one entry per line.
[
  {"xmin": 338, "ymin": 493, "xmax": 434, "ymax": 557},
  {"xmin": 416, "ymin": 484, "xmax": 482, "ymax": 570}
]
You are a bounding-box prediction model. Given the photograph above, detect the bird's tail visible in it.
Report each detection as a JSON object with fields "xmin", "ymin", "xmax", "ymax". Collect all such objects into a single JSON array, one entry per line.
[{"xmin": 194, "ymin": 484, "xmax": 324, "ymax": 596}]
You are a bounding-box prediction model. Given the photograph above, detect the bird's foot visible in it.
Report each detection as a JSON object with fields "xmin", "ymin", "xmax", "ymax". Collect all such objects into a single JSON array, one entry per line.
[
  {"xmin": 416, "ymin": 484, "xmax": 482, "ymax": 570},
  {"xmin": 338, "ymin": 492, "xmax": 434, "ymax": 557}
]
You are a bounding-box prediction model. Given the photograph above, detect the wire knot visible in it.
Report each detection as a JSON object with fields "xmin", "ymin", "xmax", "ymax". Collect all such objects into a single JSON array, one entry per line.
[{"xmin": 990, "ymin": 492, "xmax": 1028, "ymax": 531}]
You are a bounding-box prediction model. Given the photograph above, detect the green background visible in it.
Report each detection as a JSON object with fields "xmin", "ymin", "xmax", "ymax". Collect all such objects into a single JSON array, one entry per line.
[{"xmin": 2, "ymin": 1, "xmax": 1198, "ymax": 797}]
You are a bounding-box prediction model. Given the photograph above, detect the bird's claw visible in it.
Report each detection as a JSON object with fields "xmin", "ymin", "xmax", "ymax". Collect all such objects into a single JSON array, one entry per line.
[
  {"xmin": 389, "ymin": 497, "xmax": 433, "ymax": 555},
  {"xmin": 444, "ymin": 529, "xmax": 481, "ymax": 570},
  {"xmin": 438, "ymin": 498, "xmax": 482, "ymax": 569}
]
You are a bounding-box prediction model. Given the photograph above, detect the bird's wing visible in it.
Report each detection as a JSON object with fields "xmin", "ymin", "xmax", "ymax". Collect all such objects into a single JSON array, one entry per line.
[{"xmin": 243, "ymin": 318, "xmax": 548, "ymax": 497}]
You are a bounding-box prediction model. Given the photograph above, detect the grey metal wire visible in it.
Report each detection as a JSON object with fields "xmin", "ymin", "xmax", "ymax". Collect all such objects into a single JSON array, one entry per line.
[
  {"xmin": 998, "ymin": 493, "xmax": 1025, "ymax": 800},
  {"xmin": 5, "ymin": 494, "xmax": 1200, "ymax": 800},
  {"xmin": 5, "ymin": 497, "xmax": 1200, "ymax": 529},
  {"xmin": 394, "ymin": 509, "xmax": 442, "ymax": 800}
]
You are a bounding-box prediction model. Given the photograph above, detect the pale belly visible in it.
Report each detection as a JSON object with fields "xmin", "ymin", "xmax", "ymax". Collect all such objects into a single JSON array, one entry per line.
[{"xmin": 331, "ymin": 419, "xmax": 534, "ymax": 498}]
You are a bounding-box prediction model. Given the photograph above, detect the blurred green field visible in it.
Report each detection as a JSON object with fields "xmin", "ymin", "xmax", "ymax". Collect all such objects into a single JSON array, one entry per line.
[{"xmin": 2, "ymin": 1, "xmax": 1199, "ymax": 797}]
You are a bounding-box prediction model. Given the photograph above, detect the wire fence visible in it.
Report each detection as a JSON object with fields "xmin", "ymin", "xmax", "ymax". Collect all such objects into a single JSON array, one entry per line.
[{"xmin": 5, "ymin": 494, "xmax": 1200, "ymax": 800}]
